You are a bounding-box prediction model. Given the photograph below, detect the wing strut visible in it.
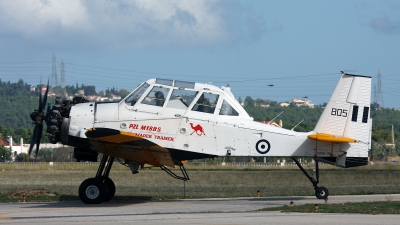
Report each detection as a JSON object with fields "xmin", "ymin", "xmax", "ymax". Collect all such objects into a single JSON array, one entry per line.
[
  {"xmin": 160, "ymin": 163, "xmax": 190, "ymax": 181},
  {"xmin": 160, "ymin": 163, "xmax": 190, "ymax": 198}
]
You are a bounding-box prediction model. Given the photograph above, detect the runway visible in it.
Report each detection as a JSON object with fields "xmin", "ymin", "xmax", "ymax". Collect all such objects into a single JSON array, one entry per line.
[{"xmin": 0, "ymin": 194, "xmax": 399, "ymax": 224}]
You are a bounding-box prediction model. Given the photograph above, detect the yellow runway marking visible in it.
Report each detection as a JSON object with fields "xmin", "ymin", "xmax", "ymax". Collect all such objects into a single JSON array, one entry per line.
[{"xmin": 0, "ymin": 217, "xmax": 13, "ymax": 220}]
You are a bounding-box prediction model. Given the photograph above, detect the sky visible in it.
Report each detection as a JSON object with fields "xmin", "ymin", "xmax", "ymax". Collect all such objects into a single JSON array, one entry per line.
[{"xmin": 0, "ymin": 0, "xmax": 399, "ymax": 108}]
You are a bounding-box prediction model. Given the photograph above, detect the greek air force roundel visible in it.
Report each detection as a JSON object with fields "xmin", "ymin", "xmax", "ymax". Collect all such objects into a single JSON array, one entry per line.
[{"xmin": 255, "ymin": 139, "xmax": 271, "ymax": 154}]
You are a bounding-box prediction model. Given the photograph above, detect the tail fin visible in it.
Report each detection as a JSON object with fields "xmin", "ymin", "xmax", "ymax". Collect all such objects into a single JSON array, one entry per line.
[{"xmin": 312, "ymin": 72, "xmax": 372, "ymax": 167}]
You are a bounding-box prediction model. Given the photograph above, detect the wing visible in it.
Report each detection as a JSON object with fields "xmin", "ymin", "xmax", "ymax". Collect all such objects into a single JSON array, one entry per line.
[{"xmin": 85, "ymin": 128, "xmax": 175, "ymax": 167}]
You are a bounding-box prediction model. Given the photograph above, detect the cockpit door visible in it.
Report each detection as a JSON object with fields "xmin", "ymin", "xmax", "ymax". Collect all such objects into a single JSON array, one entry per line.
[
  {"xmin": 119, "ymin": 85, "xmax": 170, "ymax": 120},
  {"xmin": 173, "ymin": 92, "xmax": 219, "ymax": 156},
  {"xmin": 214, "ymin": 98, "xmax": 242, "ymax": 156}
]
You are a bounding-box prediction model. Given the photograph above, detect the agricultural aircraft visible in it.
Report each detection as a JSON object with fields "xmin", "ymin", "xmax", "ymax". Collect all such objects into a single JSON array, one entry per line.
[{"xmin": 29, "ymin": 72, "xmax": 372, "ymax": 204}]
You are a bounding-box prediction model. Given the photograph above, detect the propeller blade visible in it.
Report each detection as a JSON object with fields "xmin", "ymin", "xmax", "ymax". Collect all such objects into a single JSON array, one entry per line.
[
  {"xmin": 28, "ymin": 124, "xmax": 41, "ymax": 160},
  {"xmin": 28, "ymin": 79, "xmax": 49, "ymax": 161},
  {"xmin": 41, "ymin": 79, "xmax": 50, "ymax": 113},
  {"xmin": 35, "ymin": 124, "xmax": 43, "ymax": 159},
  {"xmin": 38, "ymin": 90, "xmax": 43, "ymax": 112}
]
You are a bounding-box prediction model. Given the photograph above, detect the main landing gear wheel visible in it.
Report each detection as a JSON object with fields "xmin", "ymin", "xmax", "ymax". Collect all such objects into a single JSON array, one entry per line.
[
  {"xmin": 102, "ymin": 177, "xmax": 115, "ymax": 202},
  {"xmin": 292, "ymin": 157, "xmax": 330, "ymax": 200},
  {"xmin": 79, "ymin": 155, "xmax": 116, "ymax": 204},
  {"xmin": 79, "ymin": 178, "xmax": 107, "ymax": 204},
  {"xmin": 315, "ymin": 186, "xmax": 329, "ymax": 199}
]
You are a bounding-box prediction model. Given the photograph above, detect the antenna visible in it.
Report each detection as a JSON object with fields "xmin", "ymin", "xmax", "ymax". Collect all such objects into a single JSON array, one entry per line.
[
  {"xmin": 376, "ymin": 70, "xmax": 384, "ymax": 108},
  {"xmin": 291, "ymin": 119, "xmax": 304, "ymax": 131},
  {"xmin": 60, "ymin": 59, "xmax": 65, "ymax": 88},
  {"xmin": 60, "ymin": 59, "xmax": 66, "ymax": 96},
  {"xmin": 373, "ymin": 84, "xmax": 377, "ymax": 106},
  {"xmin": 52, "ymin": 53, "xmax": 58, "ymax": 88},
  {"xmin": 392, "ymin": 125, "xmax": 395, "ymax": 144},
  {"xmin": 269, "ymin": 111, "xmax": 283, "ymax": 124},
  {"xmin": 50, "ymin": 53, "xmax": 58, "ymax": 95}
]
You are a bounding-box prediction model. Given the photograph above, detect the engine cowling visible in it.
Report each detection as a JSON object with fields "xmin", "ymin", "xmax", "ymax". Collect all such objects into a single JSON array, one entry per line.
[{"xmin": 46, "ymin": 96, "xmax": 90, "ymax": 144}]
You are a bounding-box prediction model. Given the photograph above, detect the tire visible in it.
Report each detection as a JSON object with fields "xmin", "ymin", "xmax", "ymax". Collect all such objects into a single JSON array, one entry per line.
[
  {"xmin": 102, "ymin": 177, "xmax": 116, "ymax": 202},
  {"xmin": 79, "ymin": 178, "xmax": 107, "ymax": 204},
  {"xmin": 315, "ymin": 186, "xmax": 329, "ymax": 199}
]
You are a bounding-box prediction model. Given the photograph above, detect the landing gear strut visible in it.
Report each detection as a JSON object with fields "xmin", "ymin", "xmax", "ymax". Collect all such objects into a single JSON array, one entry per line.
[
  {"xmin": 79, "ymin": 155, "xmax": 115, "ymax": 204},
  {"xmin": 291, "ymin": 157, "xmax": 329, "ymax": 199}
]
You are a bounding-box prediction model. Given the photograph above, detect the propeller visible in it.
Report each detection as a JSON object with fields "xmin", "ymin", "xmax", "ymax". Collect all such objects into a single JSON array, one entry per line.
[{"xmin": 28, "ymin": 80, "xmax": 50, "ymax": 161}]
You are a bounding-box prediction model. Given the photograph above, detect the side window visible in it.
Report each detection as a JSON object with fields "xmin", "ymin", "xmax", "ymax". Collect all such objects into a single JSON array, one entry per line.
[
  {"xmin": 125, "ymin": 83, "xmax": 149, "ymax": 106},
  {"xmin": 166, "ymin": 89, "xmax": 197, "ymax": 110},
  {"xmin": 141, "ymin": 86, "xmax": 170, "ymax": 107},
  {"xmin": 219, "ymin": 99, "xmax": 239, "ymax": 116},
  {"xmin": 192, "ymin": 92, "xmax": 219, "ymax": 114}
]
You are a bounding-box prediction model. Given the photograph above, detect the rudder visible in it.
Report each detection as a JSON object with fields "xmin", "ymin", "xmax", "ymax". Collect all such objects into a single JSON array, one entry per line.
[{"xmin": 312, "ymin": 72, "xmax": 372, "ymax": 167}]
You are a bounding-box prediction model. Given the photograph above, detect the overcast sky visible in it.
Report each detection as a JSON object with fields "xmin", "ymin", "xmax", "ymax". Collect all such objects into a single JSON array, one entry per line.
[{"xmin": 0, "ymin": 0, "xmax": 399, "ymax": 108}]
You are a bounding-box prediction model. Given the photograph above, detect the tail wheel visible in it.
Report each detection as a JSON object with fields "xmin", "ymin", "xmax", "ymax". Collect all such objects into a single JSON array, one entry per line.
[
  {"xmin": 315, "ymin": 186, "xmax": 329, "ymax": 199},
  {"xmin": 79, "ymin": 178, "xmax": 107, "ymax": 204},
  {"xmin": 102, "ymin": 177, "xmax": 116, "ymax": 202}
]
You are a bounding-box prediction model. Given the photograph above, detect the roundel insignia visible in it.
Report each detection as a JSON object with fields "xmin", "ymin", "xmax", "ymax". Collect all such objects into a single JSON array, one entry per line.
[{"xmin": 256, "ymin": 139, "xmax": 271, "ymax": 154}]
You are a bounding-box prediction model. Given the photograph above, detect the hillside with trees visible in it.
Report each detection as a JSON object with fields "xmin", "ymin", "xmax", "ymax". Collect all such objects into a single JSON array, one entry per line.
[
  {"xmin": 0, "ymin": 79, "xmax": 129, "ymax": 129},
  {"xmin": 0, "ymin": 80, "xmax": 400, "ymax": 161},
  {"xmin": 243, "ymin": 97, "xmax": 324, "ymax": 132},
  {"xmin": 0, "ymin": 79, "xmax": 41, "ymax": 128}
]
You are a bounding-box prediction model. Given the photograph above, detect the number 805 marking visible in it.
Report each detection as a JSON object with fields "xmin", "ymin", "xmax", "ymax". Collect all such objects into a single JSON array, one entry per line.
[{"xmin": 331, "ymin": 108, "xmax": 348, "ymax": 117}]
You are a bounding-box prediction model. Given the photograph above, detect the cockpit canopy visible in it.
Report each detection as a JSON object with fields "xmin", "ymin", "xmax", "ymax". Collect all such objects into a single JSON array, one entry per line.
[{"xmin": 123, "ymin": 78, "xmax": 250, "ymax": 118}]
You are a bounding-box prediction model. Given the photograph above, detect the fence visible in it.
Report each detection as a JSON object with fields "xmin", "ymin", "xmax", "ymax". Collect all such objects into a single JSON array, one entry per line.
[
  {"xmin": 0, "ymin": 161, "xmax": 315, "ymax": 167},
  {"xmin": 0, "ymin": 161, "xmax": 98, "ymax": 166}
]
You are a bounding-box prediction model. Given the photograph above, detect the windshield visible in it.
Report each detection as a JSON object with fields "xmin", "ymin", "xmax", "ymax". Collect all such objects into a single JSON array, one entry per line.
[
  {"xmin": 219, "ymin": 99, "xmax": 239, "ymax": 116},
  {"xmin": 125, "ymin": 83, "xmax": 149, "ymax": 106}
]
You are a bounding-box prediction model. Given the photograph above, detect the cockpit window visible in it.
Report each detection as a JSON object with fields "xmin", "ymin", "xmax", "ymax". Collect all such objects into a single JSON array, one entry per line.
[
  {"xmin": 219, "ymin": 99, "xmax": 239, "ymax": 116},
  {"xmin": 125, "ymin": 83, "xmax": 149, "ymax": 106},
  {"xmin": 192, "ymin": 92, "xmax": 219, "ymax": 114},
  {"xmin": 166, "ymin": 89, "xmax": 197, "ymax": 110},
  {"xmin": 141, "ymin": 86, "xmax": 170, "ymax": 107}
]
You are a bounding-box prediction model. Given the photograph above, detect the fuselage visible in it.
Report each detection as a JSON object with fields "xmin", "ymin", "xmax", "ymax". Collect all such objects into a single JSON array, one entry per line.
[{"xmin": 64, "ymin": 78, "xmax": 315, "ymax": 162}]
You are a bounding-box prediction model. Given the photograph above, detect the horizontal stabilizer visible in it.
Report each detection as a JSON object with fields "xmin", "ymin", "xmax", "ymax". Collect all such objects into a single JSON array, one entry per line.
[{"xmin": 308, "ymin": 133, "xmax": 356, "ymax": 143}]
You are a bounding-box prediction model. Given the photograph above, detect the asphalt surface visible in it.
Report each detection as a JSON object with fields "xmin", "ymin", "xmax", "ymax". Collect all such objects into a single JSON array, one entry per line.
[{"xmin": 0, "ymin": 194, "xmax": 399, "ymax": 224}]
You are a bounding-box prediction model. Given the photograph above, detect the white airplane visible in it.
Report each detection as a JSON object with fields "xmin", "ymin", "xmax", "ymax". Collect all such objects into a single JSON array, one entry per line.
[{"xmin": 29, "ymin": 72, "xmax": 372, "ymax": 204}]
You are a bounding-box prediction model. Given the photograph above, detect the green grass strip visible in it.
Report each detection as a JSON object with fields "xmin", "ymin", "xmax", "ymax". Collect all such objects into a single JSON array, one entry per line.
[{"xmin": 261, "ymin": 201, "xmax": 400, "ymax": 214}]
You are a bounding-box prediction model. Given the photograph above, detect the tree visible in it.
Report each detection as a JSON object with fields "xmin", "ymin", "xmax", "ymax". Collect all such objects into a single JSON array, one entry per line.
[
  {"xmin": 244, "ymin": 96, "xmax": 255, "ymax": 107},
  {"xmin": 37, "ymin": 148, "xmax": 55, "ymax": 162},
  {"xmin": 54, "ymin": 147, "xmax": 74, "ymax": 161},
  {"xmin": 0, "ymin": 145, "xmax": 12, "ymax": 162},
  {"xmin": 369, "ymin": 141, "xmax": 399, "ymax": 161},
  {"xmin": 16, "ymin": 153, "xmax": 27, "ymax": 162},
  {"xmin": 269, "ymin": 101, "xmax": 278, "ymax": 107},
  {"xmin": 255, "ymin": 98, "xmax": 266, "ymax": 106},
  {"xmin": 119, "ymin": 89, "xmax": 130, "ymax": 99},
  {"xmin": 65, "ymin": 84, "xmax": 78, "ymax": 96}
]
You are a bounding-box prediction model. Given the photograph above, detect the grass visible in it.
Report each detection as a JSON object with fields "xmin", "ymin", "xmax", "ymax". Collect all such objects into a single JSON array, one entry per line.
[
  {"xmin": 0, "ymin": 162, "xmax": 399, "ymax": 202},
  {"xmin": 261, "ymin": 201, "xmax": 400, "ymax": 214}
]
